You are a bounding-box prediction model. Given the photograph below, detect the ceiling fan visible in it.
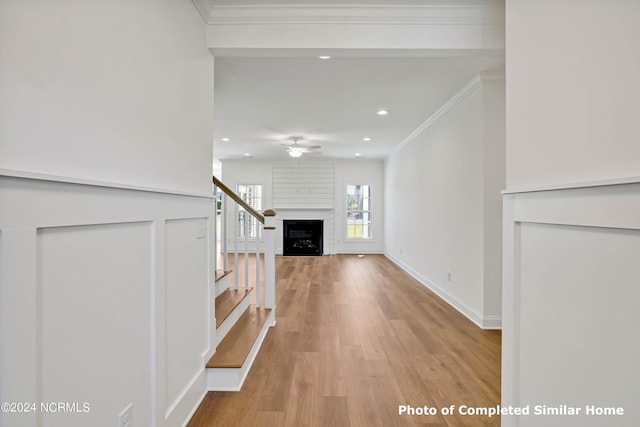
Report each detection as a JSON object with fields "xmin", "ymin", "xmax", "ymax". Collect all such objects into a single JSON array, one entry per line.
[{"xmin": 280, "ymin": 137, "xmax": 322, "ymax": 158}]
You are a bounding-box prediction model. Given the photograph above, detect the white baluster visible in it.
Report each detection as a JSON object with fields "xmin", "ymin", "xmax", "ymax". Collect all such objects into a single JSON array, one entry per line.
[
  {"xmin": 212, "ymin": 184, "xmax": 217, "ymax": 277},
  {"xmin": 255, "ymin": 226, "xmax": 261, "ymax": 308},
  {"xmin": 233, "ymin": 203, "xmax": 239, "ymax": 291},
  {"xmin": 244, "ymin": 210, "xmax": 249, "ymax": 291},
  {"xmin": 222, "ymin": 193, "xmax": 228, "ymax": 273}
]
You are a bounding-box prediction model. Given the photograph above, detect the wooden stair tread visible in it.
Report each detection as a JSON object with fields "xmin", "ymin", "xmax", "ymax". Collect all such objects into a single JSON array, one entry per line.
[
  {"xmin": 215, "ymin": 288, "xmax": 253, "ymax": 328},
  {"xmin": 215, "ymin": 269, "xmax": 232, "ymax": 283},
  {"xmin": 207, "ymin": 308, "xmax": 272, "ymax": 369}
]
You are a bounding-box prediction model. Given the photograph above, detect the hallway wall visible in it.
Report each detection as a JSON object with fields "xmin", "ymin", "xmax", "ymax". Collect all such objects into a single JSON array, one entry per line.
[
  {"xmin": 384, "ymin": 76, "xmax": 505, "ymax": 329},
  {"xmin": 0, "ymin": 1, "xmax": 214, "ymax": 426}
]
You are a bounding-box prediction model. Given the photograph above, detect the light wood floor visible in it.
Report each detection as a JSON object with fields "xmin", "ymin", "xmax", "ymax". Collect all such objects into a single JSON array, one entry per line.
[{"xmin": 189, "ymin": 254, "xmax": 501, "ymax": 427}]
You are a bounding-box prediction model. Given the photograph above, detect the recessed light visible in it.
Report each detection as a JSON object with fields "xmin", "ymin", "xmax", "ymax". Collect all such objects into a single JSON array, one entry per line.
[
  {"xmin": 221, "ymin": 137, "xmax": 230, "ymax": 142},
  {"xmin": 362, "ymin": 137, "xmax": 371, "ymax": 141},
  {"xmin": 318, "ymin": 55, "xmax": 331, "ymax": 60},
  {"xmin": 355, "ymin": 153, "xmax": 362, "ymax": 157},
  {"xmin": 377, "ymin": 109, "xmax": 388, "ymax": 116},
  {"xmin": 243, "ymin": 153, "xmax": 251, "ymax": 157}
]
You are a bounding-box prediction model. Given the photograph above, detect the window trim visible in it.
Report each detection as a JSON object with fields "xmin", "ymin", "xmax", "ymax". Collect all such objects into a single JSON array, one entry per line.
[
  {"xmin": 237, "ymin": 183, "xmax": 263, "ymax": 239},
  {"xmin": 345, "ymin": 183, "xmax": 373, "ymax": 240}
]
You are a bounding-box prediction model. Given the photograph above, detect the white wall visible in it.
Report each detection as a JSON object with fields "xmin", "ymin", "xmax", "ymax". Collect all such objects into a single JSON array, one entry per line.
[
  {"xmin": 505, "ymin": 0, "xmax": 640, "ymax": 190},
  {"xmin": 0, "ymin": 1, "xmax": 214, "ymax": 427},
  {"xmin": 503, "ymin": 1, "xmax": 640, "ymax": 425},
  {"xmin": 0, "ymin": 0, "xmax": 214, "ymax": 195},
  {"xmin": 220, "ymin": 158, "xmax": 385, "ymax": 254},
  {"xmin": 384, "ymin": 76, "xmax": 505, "ymax": 328}
]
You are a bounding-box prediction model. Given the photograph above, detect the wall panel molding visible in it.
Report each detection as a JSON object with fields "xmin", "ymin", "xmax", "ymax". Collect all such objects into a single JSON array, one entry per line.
[
  {"xmin": 502, "ymin": 182, "xmax": 640, "ymax": 427},
  {"xmin": 0, "ymin": 175, "xmax": 213, "ymax": 427},
  {"xmin": 0, "ymin": 169, "xmax": 214, "ymax": 199}
]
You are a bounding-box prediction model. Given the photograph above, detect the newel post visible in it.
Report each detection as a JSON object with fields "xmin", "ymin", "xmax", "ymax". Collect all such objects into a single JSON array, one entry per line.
[{"xmin": 263, "ymin": 209, "xmax": 277, "ymax": 310}]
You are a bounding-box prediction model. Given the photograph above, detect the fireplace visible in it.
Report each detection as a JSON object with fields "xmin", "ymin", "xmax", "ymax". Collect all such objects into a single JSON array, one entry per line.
[{"xmin": 283, "ymin": 220, "xmax": 323, "ymax": 256}]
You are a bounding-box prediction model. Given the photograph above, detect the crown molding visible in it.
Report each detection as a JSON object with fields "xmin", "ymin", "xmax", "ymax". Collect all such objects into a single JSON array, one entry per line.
[
  {"xmin": 390, "ymin": 75, "xmax": 484, "ymax": 157},
  {"xmin": 389, "ymin": 73, "xmax": 505, "ymax": 157},
  {"xmin": 479, "ymin": 72, "xmax": 505, "ymax": 84},
  {"xmin": 193, "ymin": 3, "xmax": 504, "ymax": 26},
  {"xmin": 191, "ymin": 0, "xmax": 214, "ymax": 23}
]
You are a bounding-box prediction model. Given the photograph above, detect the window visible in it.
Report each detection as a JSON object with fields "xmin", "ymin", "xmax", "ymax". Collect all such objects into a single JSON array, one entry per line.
[
  {"xmin": 237, "ymin": 184, "xmax": 262, "ymax": 238},
  {"xmin": 346, "ymin": 184, "xmax": 372, "ymax": 239}
]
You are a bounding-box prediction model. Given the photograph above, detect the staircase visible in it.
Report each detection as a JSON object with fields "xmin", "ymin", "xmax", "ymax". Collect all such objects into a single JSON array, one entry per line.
[{"xmin": 206, "ymin": 177, "xmax": 276, "ymax": 391}]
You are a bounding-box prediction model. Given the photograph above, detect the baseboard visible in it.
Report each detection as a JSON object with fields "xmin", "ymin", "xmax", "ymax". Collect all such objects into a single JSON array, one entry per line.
[
  {"xmin": 180, "ymin": 387, "xmax": 208, "ymax": 427},
  {"xmin": 482, "ymin": 315, "xmax": 502, "ymax": 330},
  {"xmin": 165, "ymin": 369, "xmax": 206, "ymax": 427},
  {"xmin": 336, "ymin": 249, "xmax": 383, "ymax": 255},
  {"xmin": 384, "ymin": 252, "xmax": 501, "ymax": 330}
]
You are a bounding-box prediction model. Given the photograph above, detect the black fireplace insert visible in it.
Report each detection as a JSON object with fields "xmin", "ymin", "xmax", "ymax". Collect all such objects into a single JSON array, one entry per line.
[{"xmin": 283, "ymin": 220, "xmax": 323, "ymax": 256}]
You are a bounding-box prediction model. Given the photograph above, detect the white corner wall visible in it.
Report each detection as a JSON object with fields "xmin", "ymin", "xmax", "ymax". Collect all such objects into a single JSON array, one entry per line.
[
  {"xmin": 384, "ymin": 76, "xmax": 505, "ymax": 329},
  {"xmin": 503, "ymin": 1, "xmax": 640, "ymax": 426},
  {"xmin": 0, "ymin": 0, "xmax": 214, "ymax": 195},
  {"xmin": 0, "ymin": 1, "xmax": 215, "ymax": 427},
  {"xmin": 482, "ymin": 78, "xmax": 506, "ymax": 325}
]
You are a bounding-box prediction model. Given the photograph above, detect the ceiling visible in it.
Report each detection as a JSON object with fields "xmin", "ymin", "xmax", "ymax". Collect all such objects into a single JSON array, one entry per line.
[{"xmin": 208, "ymin": 1, "xmax": 505, "ymax": 162}]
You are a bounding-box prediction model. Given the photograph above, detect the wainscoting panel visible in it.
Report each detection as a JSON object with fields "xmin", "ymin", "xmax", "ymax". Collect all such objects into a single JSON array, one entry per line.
[
  {"xmin": 164, "ymin": 218, "xmax": 209, "ymax": 424},
  {"xmin": 38, "ymin": 222, "xmax": 153, "ymax": 427},
  {"xmin": 0, "ymin": 172, "xmax": 214, "ymax": 427},
  {"xmin": 517, "ymin": 223, "xmax": 640, "ymax": 427},
  {"xmin": 502, "ymin": 182, "xmax": 640, "ymax": 427}
]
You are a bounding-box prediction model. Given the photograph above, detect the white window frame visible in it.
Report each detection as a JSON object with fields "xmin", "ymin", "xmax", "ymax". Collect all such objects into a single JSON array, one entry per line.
[
  {"xmin": 237, "ymin": 183, "xmax": 263, "ymax": 239},
  {"xmin": 346, "ymin": 184, "xmax": 372, "ymax": 240}
]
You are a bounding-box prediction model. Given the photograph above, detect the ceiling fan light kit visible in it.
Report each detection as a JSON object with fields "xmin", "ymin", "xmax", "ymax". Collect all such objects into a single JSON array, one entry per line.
[
  {"xmin": 282, "ymin": 136, "xmax": 321, "ymax": 158},
  {"xmin": 288, "ymin": 148, "xmax": 303, "ymax": 158}
]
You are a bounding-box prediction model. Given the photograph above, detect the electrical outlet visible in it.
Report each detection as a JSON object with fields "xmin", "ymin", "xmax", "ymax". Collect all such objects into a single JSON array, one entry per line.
[
  {"xmin": 196, "ymin": 220, "xmax": 206, "ymax": 239},
  {"xmin": 119, "ymin": 403, "xmax": 133, "ymax": 427},
  {"xmin": 447, "ymin": 272, "xmax": 452, "ymax": 282}
]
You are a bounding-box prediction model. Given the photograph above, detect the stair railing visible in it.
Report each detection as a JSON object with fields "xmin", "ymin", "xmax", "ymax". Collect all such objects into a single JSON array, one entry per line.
[{"xmin": 212, "ymin": 176, "xmax": 276, "ymax": 310}]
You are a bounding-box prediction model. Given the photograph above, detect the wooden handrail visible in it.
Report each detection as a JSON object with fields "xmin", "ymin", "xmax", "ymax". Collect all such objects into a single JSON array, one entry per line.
[{"xmin": 213, "ymin": 176, "xmax": 265, "ymax": 224}]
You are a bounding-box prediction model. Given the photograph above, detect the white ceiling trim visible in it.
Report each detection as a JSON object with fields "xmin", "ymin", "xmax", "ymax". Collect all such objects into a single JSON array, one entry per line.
[
  {"xmin": 191, "ymin": 0, "xmax": 214, "ymax": 23},
  {"xmin": 194, "ymin": 3, "xmax": 504, "ymax": 26},
  {"xmin": 389, "ymin": 74, "xmax": 503, "ymax": 159}
]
